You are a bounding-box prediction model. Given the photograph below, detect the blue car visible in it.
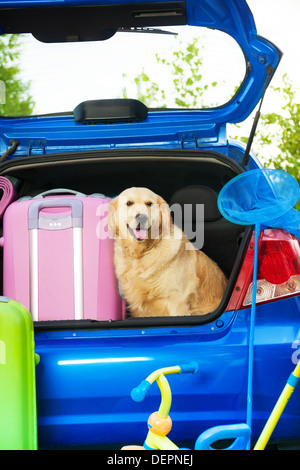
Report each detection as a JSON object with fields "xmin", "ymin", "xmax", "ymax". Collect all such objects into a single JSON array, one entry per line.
[{"xmin": 0, "ymin": 0, "xmax": 299, "ymax": 450}]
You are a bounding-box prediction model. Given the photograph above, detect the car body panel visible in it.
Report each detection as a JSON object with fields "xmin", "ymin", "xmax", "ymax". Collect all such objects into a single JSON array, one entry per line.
[
  {"xmin": 0, "ymin": 114, "xmax": 229, "ymax": 157},
  {"xmin": 34, "ymin": 297, "xmax": 300, "ymax": 448},
  {"xmin": 0, "ymin": 0, "xmax": 281, "ymax": 155}
]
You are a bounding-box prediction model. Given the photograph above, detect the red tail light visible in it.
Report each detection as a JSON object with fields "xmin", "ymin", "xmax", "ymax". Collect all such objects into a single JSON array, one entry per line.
[{"xmin": 226, "ymin": 229, "xmax": 300, "ymax": 311}]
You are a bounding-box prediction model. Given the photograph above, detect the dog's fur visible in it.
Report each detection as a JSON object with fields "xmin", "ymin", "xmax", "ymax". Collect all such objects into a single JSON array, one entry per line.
[{"xmin": 108, "ymin": 187, "xmax": 227, "ymax": 317}]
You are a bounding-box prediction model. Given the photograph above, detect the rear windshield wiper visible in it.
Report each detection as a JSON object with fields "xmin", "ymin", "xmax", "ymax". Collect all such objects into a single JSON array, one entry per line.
[{"xmin": 118, "ymin": 27, "xmax": 178, "ymax": 35}]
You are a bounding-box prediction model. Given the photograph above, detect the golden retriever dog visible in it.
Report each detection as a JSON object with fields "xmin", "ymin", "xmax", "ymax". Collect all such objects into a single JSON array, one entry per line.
[{"xmin": 108, "ymin": 187, "xmax": 227, "ymax": 317}]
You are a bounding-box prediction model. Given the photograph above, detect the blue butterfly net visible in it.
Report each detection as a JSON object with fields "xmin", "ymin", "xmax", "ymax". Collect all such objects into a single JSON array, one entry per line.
[{"xmin": 218, "ymin": 169, "xmax": 300, "ymax": 238}]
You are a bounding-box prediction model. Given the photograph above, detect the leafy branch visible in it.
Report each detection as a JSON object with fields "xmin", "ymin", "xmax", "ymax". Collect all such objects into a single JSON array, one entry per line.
[
  {"xmin": 0, "ymin": 34, "xmax": 35, "ymax": 116},
  {"xmin": 122, "ymin": 37, "xmax": 219, "ymax": 109}
]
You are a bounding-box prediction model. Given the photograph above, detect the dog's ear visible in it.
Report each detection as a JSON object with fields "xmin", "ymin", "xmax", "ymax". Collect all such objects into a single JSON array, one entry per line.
[
  {"xmin": 108, "ymin": 196, "xmax": 118, "ymax": 238},
  {"xmin": 157, "ymin": 196, "xmax": 171, "ymax": 237}
]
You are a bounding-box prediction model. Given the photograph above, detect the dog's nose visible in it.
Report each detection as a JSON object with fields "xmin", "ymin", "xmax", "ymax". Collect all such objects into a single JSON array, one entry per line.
[{"xmin": 135, "ymin": 213, "xmax": 148, "ymax": 225}]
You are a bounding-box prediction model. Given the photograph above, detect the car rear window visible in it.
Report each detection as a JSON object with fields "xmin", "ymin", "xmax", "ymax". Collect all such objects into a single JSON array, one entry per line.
[{"xmin": 0, "ymin": 26, "xmax": 246, "ymax": 116}]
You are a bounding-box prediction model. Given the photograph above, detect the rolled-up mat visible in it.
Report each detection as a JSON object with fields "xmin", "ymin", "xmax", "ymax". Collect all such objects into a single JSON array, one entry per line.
[{"xmin": 0, "ymin": 177, "xmax": 17, "ymax": 218}]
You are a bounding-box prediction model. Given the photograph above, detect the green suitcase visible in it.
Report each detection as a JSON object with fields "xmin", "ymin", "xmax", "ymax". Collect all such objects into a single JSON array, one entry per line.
[{"xmin": 0, "ymin": 297, "xmax": 38, "ymax": 450}]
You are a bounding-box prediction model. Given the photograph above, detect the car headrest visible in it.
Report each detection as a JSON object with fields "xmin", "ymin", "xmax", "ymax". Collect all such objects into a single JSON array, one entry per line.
[{"xmin": 169, "ymin": 185, "xmax": 221, "ymax": 222}]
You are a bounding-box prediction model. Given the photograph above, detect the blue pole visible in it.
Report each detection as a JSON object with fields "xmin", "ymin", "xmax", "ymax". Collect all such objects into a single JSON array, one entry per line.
[{"xmin": 246, "ymin": 223, "xmax": 260, "ymax": 449}]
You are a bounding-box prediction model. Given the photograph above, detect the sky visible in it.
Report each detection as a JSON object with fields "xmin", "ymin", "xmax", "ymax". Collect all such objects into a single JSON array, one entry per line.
[
  {"xmin": 246, "ymin": 0, "xmax": 300, "ymax": 111},
  {"xmin": 231, "ymin": 0, "xmax": 300, "ymax": 159},
  {"xmin": 247, "ymin": 0, "xmax": 300, "ymax": 92},
  {"xmin": 12, "ymin": 0, "xmax": 300, "ymax": 124}
]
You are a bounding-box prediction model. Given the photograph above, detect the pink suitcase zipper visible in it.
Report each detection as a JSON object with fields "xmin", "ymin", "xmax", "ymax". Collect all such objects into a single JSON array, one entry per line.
[{"xmin": 0, "ymin": 189, "xmax": 125, "ymax": 322}]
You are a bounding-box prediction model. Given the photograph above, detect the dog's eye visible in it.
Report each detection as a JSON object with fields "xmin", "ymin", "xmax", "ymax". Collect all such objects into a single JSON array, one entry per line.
[
  {"xmin": 145, "ymin": 201, "xmax": 153, "ymax": 207},
  {"xmin": 126, "ymin": 201, "xmax": 134, "ymax": 206}
]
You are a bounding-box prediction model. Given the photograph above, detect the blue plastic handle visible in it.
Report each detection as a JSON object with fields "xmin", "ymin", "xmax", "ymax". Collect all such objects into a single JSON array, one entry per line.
[
  {"xmin": 179, "ymin": 361, "xmax": 199, "ymax": 374},
  {"xmin": 131, "ymin": 380, "xmax": 151, "ymax": 402},
  {"xmin": 195, "ymin": 423, "xmax": 251, "ymax": 450}
]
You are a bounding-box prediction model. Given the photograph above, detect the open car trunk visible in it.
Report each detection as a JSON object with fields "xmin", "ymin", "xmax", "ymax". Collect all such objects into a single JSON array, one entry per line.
[{"xmin": 0, "ymin": 148, "xmax": 251, "ymax": 329}]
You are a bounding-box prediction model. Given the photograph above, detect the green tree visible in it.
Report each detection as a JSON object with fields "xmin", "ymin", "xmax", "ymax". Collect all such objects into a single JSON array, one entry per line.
[
  {"xmin": 258, "ymin": 75, "xmax": 300, "ymax": 186},
  {"xmin": 0, "ymin": 35, "xmax": 35, "ymax": 116},
  {"xmin": 122, "ymin": 37, "xmax": 218, "ymax": 109},
  {"xmin": 239, "ymin": 74, "xmax": 300, "ymax": 210}
]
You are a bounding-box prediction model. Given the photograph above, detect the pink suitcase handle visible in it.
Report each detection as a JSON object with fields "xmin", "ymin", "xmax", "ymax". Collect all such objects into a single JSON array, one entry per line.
[
  {"xmin": 28, "ymin": 198, "xmax": 83, "ymax": 230},
  {"xmin": 28, "ymin": 198, "xmax": 84, "ymax": 322},
  {"xmin": 33, "ymin": 188, "xmax": 86, "ymax": 198}
]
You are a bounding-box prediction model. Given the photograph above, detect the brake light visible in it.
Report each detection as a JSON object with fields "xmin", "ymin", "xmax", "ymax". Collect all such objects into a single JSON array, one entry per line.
[{"xmin": 226, "ymin": 229, "xmax": 300, "ymax": 311}]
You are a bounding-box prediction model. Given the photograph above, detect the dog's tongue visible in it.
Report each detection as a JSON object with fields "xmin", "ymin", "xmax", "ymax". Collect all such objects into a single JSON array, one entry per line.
[{"xmin": 133, "ymin": 229, "xmax": 147, "ymax": 240}]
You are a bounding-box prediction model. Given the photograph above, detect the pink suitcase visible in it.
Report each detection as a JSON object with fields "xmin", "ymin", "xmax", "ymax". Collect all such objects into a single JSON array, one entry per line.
[{"xmin": 0, "ymin": 189, "xmax": 125, "ymax": 322}]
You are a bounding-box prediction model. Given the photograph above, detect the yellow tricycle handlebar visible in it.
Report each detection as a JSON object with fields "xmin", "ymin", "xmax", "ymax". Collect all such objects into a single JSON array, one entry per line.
[
  {"xmin": 131, "ymin": 362, "xmax": 199, "ymax": 418},
  {"xmin": 130, "ymin": 362, "xmax": 198, "ymax": 450}
]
